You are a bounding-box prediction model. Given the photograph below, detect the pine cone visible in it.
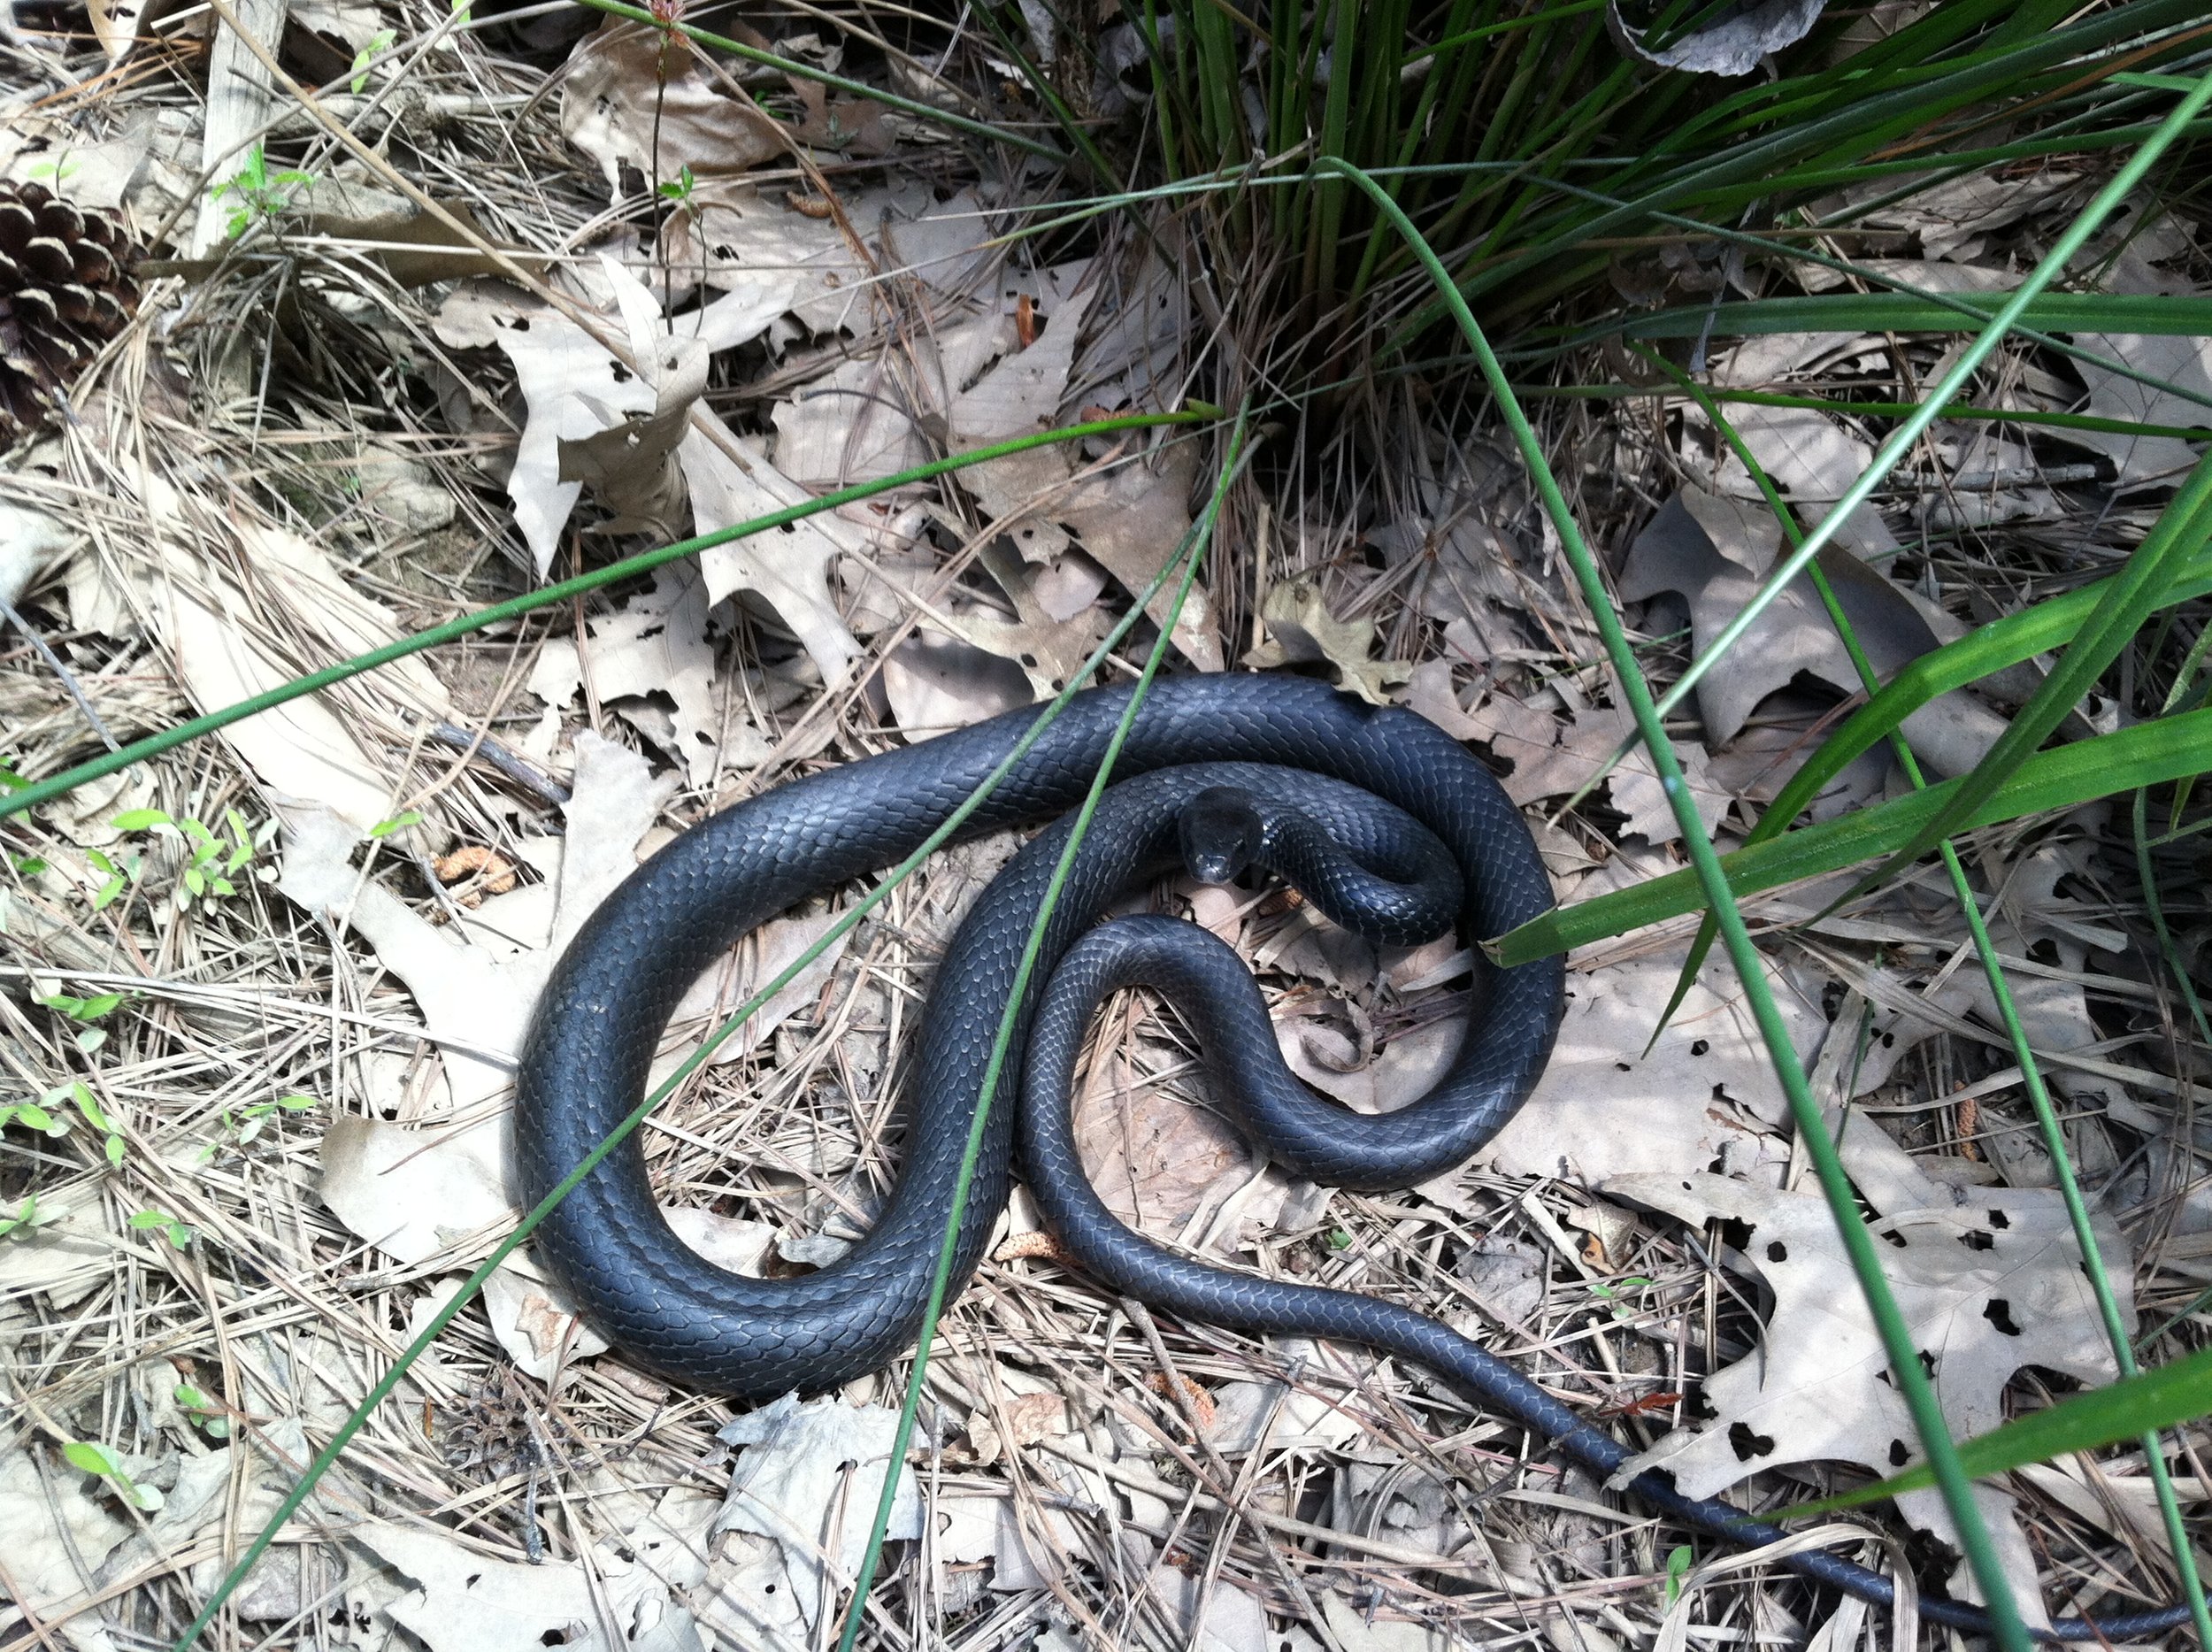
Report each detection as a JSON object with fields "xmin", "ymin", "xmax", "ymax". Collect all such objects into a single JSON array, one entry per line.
[{"xmin": 0, "ymin": 181, "xmax": 137, "ymax": 443}]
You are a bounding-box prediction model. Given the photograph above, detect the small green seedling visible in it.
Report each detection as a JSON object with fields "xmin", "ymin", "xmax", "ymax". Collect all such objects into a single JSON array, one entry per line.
[
  {"xmin": 69, "ymin": 1082, "xmax": 126, "ymax": 1166},
  {"xmin": 130, "ymin": 1209, "xmax": 195, "ymax": 1250},
  {"xmin": 0, "ymin": 1194, "xmax": 67, "ymax": 1239},
  {"xmin": 209, "ymin": 144, "xmax": 317, "ymax": 240},
  {"xmin": 350, "ymin": 27, "xmax": 396, "ymax": 93},
  {"xmin": 63, "ymin": 1440, "xmax": 163, "ymax": 1510},
  {"xmin": 0, "ymin": 1095, "xmax": 69, "ymax": 1136},
  {"xmin": 1588, "ymin": 1276, "xmax": 1655, "ymax": 1323},
  {"xmin": 173, "ymin": 1383, "xmax": 232, "ymax": 1440},
  {"xmin": 201, "ymin": 1093, "xmax": 317, "ymax": 1161},
  {"xmin": 83, "ymin": 845, "xmax": 136, "ymax": 911},
  {"xmin": 657, "ymin": 164, "xmax": 697, "ymax": 204},
  {"xmin": 1663, "ymin": 1543, "xmax": 1694, "ymax": 1604},
  {"xmin": 368, "ymin": 810, "xmax": 422, "ymax": 840},
  {"xmin": 38, "ymin": 989, "xmax": 124, "ymax": 1053},
  {"xmin": 110, "ymin": 806, "xmax": 261, "ymax": 909}
]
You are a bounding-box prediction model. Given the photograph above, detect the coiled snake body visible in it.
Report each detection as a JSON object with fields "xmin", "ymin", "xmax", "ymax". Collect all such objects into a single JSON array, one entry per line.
[{"xmin": 517, "ymin": 675, "xmax": 2181, "ymax": 1640}]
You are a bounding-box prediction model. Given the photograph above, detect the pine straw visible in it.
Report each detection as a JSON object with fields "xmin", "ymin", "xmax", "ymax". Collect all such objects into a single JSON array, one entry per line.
[{"xmin": 2, "ymin": 6, "xmax": 2209, "ymax": 1652}]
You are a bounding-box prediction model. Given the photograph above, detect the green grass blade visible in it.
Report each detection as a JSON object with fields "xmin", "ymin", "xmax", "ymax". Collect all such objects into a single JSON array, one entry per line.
[
  {"xmin": 1518, "ymin": 383, "xmax": 2212, "ymax": 443},
  {"xmin": 1489, "ymin": 706, "xmax": 2212, "ymax": 964},
  {"xmin": 0, "ymin": 410, "xmax": 1211, "ymax": 825},
  {"xmin": 1776, "ymin": 1343, "xmax": 2212, "ymax": 1519},
  {"xmin": 1609, "ymin": 291, "xmax": 2212, "ymax": 341},
  {"xmin": 1850, "ymin": 450, "xmax": 2212, "ymax": 900},
  {"xmin": 1320, "ymin": 153, "xmax": 2033, "ymax": 1651}
]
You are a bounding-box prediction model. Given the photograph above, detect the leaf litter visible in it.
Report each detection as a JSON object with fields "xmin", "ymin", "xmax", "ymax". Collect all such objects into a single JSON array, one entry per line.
[{"xmin": 0, "ymin": 9, "xmax": 2205, "ymax": 1652}]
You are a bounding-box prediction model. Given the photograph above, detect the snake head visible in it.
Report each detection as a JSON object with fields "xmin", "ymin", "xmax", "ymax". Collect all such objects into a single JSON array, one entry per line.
[{"xmin": 1178, "ymin": 787, "xmax": 1263, "ymax": 886}]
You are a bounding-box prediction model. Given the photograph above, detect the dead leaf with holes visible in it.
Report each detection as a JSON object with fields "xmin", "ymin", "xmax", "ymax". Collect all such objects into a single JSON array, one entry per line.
[
  {"xmin": 279, "ymin": 734, "xmax": 672, "ymax": 1111},
  {"xmin": 1608, "ymin": 1115, "xmax": 2134, "ymax": 1628},
  {"xmin": 561, "ymin": 19, "xmax": 783, "ymax": 198},
  {"xmin": 714, "ymin": 1393, "xmax": 921, "ymax": 1632},
  {"xmin": 527, "ymin": 564, "xmax": 764, "ymax": 787},
  {"xmin": 1468, "ymin": 932, "xmax": 1814, "ymax": 1184},
  {"xmin": 944, "ymin": 261, "xmax": 1220, "ymax": 670},
  {"xmin": 1244, "ymin": 579, "xmax": 1410, "ymax": 705},
  {"xmin": 1472, "ymin": 680, "xmax": 1730, "ymax": 845},
  {"xmin": 680, "ymin": 421, "xmax": 864, "ymax": 688},
  {"xmin": 356, "ymin": 1519, "xmax": 703, "ymax": 1652},
  {"xmin": 933, "ymin": 543, "xmax": 1112, "ymax": 701}
]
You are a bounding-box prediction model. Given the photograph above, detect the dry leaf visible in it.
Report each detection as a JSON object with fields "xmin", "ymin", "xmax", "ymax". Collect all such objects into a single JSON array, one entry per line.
[
  {"xmin": 0, "ymin": 1443, "xmax": 132, "ymax": 1621},
  {"xmin": 0, "ymin": 1196, "xmax": 111, "ymax": 1307},
  {"xmin": 714, "ymin": 1394, "xmax": 921, "ymax": 1630},
  {"xmin": 561, "ymin": 20, "xmax": 783, "ymax": 197},
  {"xmin": 1148, "ymin": 1565, "xmax": 1271, "ymax": 1652},
  {"xmin": 280, "ymin": 734, "xmax": 671, "ymax": 1111},
  {"xmin": 529, "ymin": 565, "xmax": 743, "ymax": 787},
  {"xmin": 1478, "ymin": 686, "xmax": 1730, "ymax": 845},
  {"xmin": 1480, "ymin": 938, "xmax": 1812, "ymax": 1183},
  {"xmin": 1074, "ymin": 1045, "xmax": 1249, "ymax": 1240},
  {"xmin": 116, "ymin": 493, "xmax": 451, "ymax": 833},
  {"xmin": 936, "ymin": 543, "xmax": 1112, "ymax": 700},
  {"xmin": 1609, "ymin": 1117, "xmax": 2135, "ymax": 1627},
  {"xmin": 1609, "ymin": 0, "xmax": 1825, "ymax": 75},
  {"xmin": 1244, "ymin": 578, "xmax": 1410, "ymax": 705},
  {"xmin": 319, "ymin": 1115, "xmax": 516, "ymax": 1266},
  {"xmin": 2067, "ymin": 332, "xmax": 2212, "ymax": 485},
  {"xmin": 357, "ymin": 1519, "xmax": 703, "ymax": 1652},
  {"xmin": 771, "ymin": 312, "xmax": 1009, "ymax": 487},
  {"xmin": 436, "ymin": 265, "xmax": 787, "ymax": 575},
  {"xmin": 1319, "ymin": 1593, "xmax": 1454, "ymax": 1652},
  {"xmin": 881, "ymin": 631, "xmax": 1031, "ymax": 738},
  {"xmin": 680, "ymin": 422, "xmax": 863, "ymax": 687},
  {"xmin": 1619, "ymin": 487, "xmax": 2007, "ymax": 772}
]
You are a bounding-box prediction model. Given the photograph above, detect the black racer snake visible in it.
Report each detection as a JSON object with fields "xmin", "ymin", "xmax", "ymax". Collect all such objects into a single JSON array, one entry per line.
[{"xmin": 515, "ymin": 674, "xmax": 2186, "ymax": 1640}]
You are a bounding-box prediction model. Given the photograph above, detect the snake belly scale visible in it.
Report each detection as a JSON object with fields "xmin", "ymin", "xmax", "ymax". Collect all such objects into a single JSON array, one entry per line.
[{"xmin": 515, "ymin": 674, "xmax": 2185, "ymax": 1640}]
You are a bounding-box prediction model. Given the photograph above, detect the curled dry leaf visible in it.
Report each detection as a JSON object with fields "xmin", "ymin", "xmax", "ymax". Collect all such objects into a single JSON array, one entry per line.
[
  {"xmin": 435, "ymin": 261, "xmax": 798, "ymax": 578},
  {"xmin": 1609, "ymin": 1118, "xmax": 2135, "ymax": 1626},
  {"xmin": 1244, "ymin": 578, "xmax": 1411, "ymax": 705},
  {"xmin": 562, "ymin": 20, "xmax": 784, "ymax": 199},
  {"xmin": 1608, "ymin": 0, "xmax": 1826, "ymax": 77},
  {"xmin": 1619, "ymin": 487, "xmax": 2007, "ymax": 776}
]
